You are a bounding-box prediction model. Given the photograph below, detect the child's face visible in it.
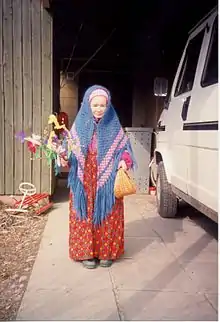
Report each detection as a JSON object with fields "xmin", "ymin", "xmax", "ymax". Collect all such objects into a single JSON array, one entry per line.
[{"xmin": 90, "ymin": 96, "xmax": 107, "ymax": 119}]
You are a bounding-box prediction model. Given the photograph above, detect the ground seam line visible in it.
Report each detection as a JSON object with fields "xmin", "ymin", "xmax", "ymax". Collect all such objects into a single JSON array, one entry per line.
[
  {"xmin": 204, "ymin": 293, "xmax": 218, "ymax": 313},
  {"xmin": 109, "ymin": 268, "xmax": 125, "ymax": 320}
]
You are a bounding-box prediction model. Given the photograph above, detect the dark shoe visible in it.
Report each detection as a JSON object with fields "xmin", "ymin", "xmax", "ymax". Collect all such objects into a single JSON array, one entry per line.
[
  {"xmin": 100, "ymin": 260, "xmax": 113, "ymax": 267},
  {"xmin": 82, "ymin": 259, "xmax": 97, "ymax": 269}
]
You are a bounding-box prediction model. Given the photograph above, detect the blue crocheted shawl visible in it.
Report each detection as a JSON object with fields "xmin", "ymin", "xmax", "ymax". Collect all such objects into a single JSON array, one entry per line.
[{"xmin": 68, "ymin": 85, "xmax": 136, "ymax": 226}]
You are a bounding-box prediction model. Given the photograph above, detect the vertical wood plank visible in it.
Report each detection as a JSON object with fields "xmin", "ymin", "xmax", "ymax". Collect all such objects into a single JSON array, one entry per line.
[
  {"xmin": 50, "ymin": 10, "xmax": 56, "ymax": 195},
  {"xmin": 0, "ymin": 0, "xmax": 5, "ymax": 194},
  {"xmin": 13, "ymin": 0, "xmax": 23, "ymax": 193},
  {"xmin": 41, "ymin": 6, "xmax": 53, "ymax": 193},
  {"xmin": 31, "ymin": 0, "xmax": 41, "ymax": 193},
  {"xmin": 3, "ymin": 0, "xmax": 14, "ymax": 194},
  {"xmin": 22, "ymin": 0, "xmax": 32, "ymax": 184}
]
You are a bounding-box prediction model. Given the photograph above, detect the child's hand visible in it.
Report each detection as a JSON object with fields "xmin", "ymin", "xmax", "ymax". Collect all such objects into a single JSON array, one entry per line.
[{"xmin": 60, "ymin": 157, "xmax": 69, "ymax": 168}]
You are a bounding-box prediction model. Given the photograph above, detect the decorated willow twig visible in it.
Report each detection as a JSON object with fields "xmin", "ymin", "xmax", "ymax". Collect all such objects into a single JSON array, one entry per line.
[
  {"xmin": 15, "ymin": 114, "xmax": 79, "ymax": 174},
  {"xmin": 47, "ymin": 114, "xmax": 79, "ymax": 157}
]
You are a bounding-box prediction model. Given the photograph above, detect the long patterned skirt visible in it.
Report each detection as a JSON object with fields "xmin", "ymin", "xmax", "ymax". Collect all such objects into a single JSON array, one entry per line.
[{"xmin": 69, "ymin": 150, "xmax": 124, "ymax": 261}]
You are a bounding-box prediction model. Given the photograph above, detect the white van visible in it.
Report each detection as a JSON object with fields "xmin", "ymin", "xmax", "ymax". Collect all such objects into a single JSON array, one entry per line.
[{"xmin": 154, "ymin": 7, "xmax": 218, "ymax": 222}]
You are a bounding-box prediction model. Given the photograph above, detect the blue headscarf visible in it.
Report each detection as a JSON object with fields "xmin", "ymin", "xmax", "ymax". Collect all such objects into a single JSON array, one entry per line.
[{"xmin": 68, "ymin": 84, "xmax": 136, "ymax": 226}]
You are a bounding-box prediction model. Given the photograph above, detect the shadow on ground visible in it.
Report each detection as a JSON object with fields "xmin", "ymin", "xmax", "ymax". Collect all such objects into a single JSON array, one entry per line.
[
  {"xmin": 49, "ymin": 186, "xmax": 217, "ymax": 320},
  {"xmin": 52, "ymin": 179, "xmax": 69, "ymax": 203},
  {"xmin": 52, "ymin": 182, "xmax": 218, "ymax": 241}
]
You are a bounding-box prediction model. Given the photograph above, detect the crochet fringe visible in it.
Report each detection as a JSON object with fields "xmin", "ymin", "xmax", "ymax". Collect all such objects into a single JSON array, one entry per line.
[{"xmin": 67, "ymin": 143, "xmax": 136, "ymax": 226}]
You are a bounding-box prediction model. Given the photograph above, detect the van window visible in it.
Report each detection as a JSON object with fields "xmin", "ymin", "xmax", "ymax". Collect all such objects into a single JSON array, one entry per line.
[
  {"xmin": 174, "ymin": 30, "xmax": 205, "ymax": 96},
  {"xmin": 201, "ymin": 17, "xmax": 218, "ymax": 87}
]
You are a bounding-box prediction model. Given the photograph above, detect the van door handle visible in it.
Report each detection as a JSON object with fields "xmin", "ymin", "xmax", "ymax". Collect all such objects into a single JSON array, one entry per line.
[{"xmin": 181, "ymin": 96, "xmax": 191, "ymax": 121}]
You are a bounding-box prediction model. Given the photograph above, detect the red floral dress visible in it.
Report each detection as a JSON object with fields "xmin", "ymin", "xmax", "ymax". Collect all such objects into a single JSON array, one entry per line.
[{"xmin": 69, "ymin": 149, "xmax": 125, "ymax": 261}]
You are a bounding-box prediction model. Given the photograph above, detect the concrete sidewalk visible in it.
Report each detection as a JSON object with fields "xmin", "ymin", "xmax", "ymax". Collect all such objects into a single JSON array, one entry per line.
[{"xmin": 17, "ymin": 193, "xmax": 218, "ymax": 321}]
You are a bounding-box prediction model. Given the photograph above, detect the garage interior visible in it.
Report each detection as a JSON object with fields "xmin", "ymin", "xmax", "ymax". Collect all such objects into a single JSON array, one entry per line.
[
  {"xmin": 46, "ymin": 0, "xmax": 218, "ymax": 193},
  {"xmin": 50, "ymin": 0, "xmax": 217, "ymax": 131}
]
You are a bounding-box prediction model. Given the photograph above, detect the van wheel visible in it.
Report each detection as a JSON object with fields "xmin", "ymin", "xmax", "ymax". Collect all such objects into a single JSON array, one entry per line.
[{"xmin": 156, "ymin": 161, "xmax": 177, "ymax": 218}]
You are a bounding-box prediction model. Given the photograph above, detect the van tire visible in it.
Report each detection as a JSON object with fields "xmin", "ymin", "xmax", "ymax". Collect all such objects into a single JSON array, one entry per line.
[{"xmin": 156, "ymin": 161, "xmax": 177, "ymax": 218}]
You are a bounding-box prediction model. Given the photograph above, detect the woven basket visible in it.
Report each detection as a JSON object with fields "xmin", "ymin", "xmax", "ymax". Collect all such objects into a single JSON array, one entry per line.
[{"xmin": 114, "ymin": 168, "xmax": 136, "ymax": 199}]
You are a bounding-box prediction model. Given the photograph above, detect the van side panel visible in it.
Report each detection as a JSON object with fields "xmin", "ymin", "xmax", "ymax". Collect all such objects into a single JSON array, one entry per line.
[
  {"xmin": 184, "ymin": 13, "xmax": 218, "ymax": 213},
  {"xmin": 156, "ymin": 9, "xmax": 218, "ymax": 216}
]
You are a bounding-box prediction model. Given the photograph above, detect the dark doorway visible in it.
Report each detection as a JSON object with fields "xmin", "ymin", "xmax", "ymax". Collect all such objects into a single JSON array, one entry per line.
[
  {"xmin": 78, "ymin": 71, "xmax": 133, "ymax": 127},
  {"xmin": 51, "ymin": 0, "xmax": 218, "ymax": 126}
]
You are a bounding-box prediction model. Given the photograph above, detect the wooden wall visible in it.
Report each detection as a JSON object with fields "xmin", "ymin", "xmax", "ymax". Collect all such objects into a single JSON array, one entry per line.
[{"xmin": 0, "ymin": 0, "xmax": 53, "ymax": 195}]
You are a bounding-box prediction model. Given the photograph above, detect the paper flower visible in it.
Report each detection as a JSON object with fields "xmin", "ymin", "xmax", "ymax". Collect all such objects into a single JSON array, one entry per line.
[
  {"xmin": 15, "ymin": 131, "xmax": 26, "ymax": 143},
  {"xmin": 32, "ymin": 134, "xmax": 41, "ymax": 141},
  {"xmin": 27, "ymin": 141, "xmax": 37, "ymax": 153}
]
